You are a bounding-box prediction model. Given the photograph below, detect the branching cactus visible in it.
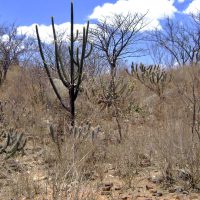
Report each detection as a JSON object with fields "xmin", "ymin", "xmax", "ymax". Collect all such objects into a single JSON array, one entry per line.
[
  {"xmin": 0, "ymin": 128, "xmax": 27, "ymax": 159},
  {"xmin": 68, "ymin": 122, "xmax": 102, "ymax": 142},
  {"xmin": 49, "ymin": 122, "xmax": 102, "ymax": 145},
  {"xmin": 36, "ymin": 1, "xmax": 92, "ymax": 126},
  {"xmin": 130, "ymin": 63, "xmax": 172, "ymax": 98}
]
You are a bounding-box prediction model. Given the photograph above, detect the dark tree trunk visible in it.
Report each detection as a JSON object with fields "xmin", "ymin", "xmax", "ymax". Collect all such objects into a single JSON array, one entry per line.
[
  {"xmin": 3, "ymin": 67, "xmax": 8, "ymax": 81},
  {"xmin": 0, "ymin": 63, "xmax": 9, "ymax": 86},
  {"xmin": 69, "ymin": 86, "xmax": 75, "ymax": 127}
]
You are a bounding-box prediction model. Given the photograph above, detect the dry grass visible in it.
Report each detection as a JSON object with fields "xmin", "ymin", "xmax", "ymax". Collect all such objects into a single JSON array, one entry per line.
[{"xmin": 0, "ymin": 64, "xmax": 200, "ymax": 199}]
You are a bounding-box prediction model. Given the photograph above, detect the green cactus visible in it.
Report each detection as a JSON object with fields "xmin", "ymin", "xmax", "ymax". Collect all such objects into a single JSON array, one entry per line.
[
  {"xmin": 0, "ymin": 132, "xmax": 10, "ymax": 154},
  {"xmin": 36, "ymin": 1, "xmax": 92, "ymax": 126},
  {"xmin": 0, "ymin": 128, "xmax": 27, "ymax": 159},
  {"xmin": 130, "ymin": 63, "xmax": 172, "ymax": 98},
  {"xmin": 48, "ymin": 122, "xmax": 101, "ymax": 158},
  {"xmin": 68, "ymin": 122, "xmax": 102, "ymax": 142}
]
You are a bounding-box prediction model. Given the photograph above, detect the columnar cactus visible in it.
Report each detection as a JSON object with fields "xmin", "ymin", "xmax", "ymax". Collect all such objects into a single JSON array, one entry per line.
[
  {"xmin": 68, "ymin": 122, "xmax": 101, "ymax": 141},
  {"xmin": 36, "ymin": 1, "xmax": 92, "ymax": 126},
  {"xmin": 130, "ymin": 63, "xmax": 172, "ymax": 98},
  {"xmin": 49, "ymin": 122, "xmax": 102, "ymax": 144}
]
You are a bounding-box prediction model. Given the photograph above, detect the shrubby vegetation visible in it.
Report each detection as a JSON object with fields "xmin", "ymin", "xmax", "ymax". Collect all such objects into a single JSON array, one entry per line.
[{"xmin": 0, "ymin": 2, "xmax": 200, "ymax": 199}]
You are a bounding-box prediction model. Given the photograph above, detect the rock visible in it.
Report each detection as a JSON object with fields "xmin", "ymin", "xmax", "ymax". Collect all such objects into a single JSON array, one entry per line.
[
  {"xmin": 46, "ymin": 78, "xmax": 68, "ymax": 105},
  {"xmin": 155, "ymin": 192, "xmax": 163, "ymax": 197},
  {"xmin": 150, "ymin": 172, "xmax": 163, "ymax": 183},
  {"xmin": 182, "ymin": 191, "xmax": 189, "ymax": 195}
]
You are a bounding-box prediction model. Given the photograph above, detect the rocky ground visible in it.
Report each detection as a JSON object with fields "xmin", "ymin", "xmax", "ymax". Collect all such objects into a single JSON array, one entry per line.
[{"xmin": 0, "ymin": 142, "xmax": 199, "ymax": 200}]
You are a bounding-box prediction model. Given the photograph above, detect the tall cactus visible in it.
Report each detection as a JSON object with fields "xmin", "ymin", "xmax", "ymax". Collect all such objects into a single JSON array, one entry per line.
[{"xmin": 36, "ymin": 1, "xmax": 92, "ymax": 126}]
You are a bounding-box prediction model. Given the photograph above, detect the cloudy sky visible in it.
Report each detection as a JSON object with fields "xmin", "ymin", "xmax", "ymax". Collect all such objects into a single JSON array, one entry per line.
[{"xmin": 0, "ymin": 0, "xmax": 199, "ymax": 42}]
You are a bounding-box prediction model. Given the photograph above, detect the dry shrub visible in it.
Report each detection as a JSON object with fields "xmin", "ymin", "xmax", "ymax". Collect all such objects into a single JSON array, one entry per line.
[
  {"xmin": 148, "ymin": 65, "xmax": 200, "ymax": 190},
  {"xmin": 5, "ymin": 172, "xmax": 44, "ymax": 200},
  {"xmin": 41, "ymin": 125, "xmax": 106, "ymax": 199},
  {"xmin": 1, "ymin": 63, "xmax": 200, "ymax": 198},
  {"xmin": 106, "ymin": 128, "xmax": 151, "ymax": 188}
]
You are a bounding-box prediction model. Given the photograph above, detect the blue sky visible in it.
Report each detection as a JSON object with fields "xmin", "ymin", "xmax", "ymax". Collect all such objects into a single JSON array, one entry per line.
[
  {"xmin": 0, "ymin": 0, "xmax": 199, "ymax": 65},
  {"xmin": 0, "ymin": 0, "xmax": 116, "ymax": 25},
  {"xmin": 0, "ymin": 0, "xmax": 199, "ymax": 44},
  {"xmin": 0, "ymin": 0, "xmax": 198, "ymax": 26}
]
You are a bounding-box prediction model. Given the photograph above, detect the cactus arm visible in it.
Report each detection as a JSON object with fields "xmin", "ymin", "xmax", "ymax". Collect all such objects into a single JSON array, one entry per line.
[
  {"xmin": 83, "ymin": 22, "xmax": 93, "ymax": 59},
  {"xmin": 73, "ymin": 30, "xmax": 79, "ymax": 42},
  {"xmin": 0, "ymin": 133, "xmax": 10, "ymax": 154},
  {"xmin": 36, "ymin": 25, "xmax": 70, "ymax": 112},
  {"xmin": 74, "ymin": 22, "xmax": 92, "ymax": 99},
  {"xmin": 58, "ymin": 52, "xmax": 70, "ymax": 82},
  {"xmin": 75, "ymin": 47, "xmax": 80, "ymax": 67},
  {"xmin": 84, "ymin": 43, "xmax": 93, "ymax": 59},
  {"xmin": 51, "ymin": 17, "xmax": 70, "ymax": 88},
  {"xmin": 6, "ymin": 133, "xmax": 23, "ymax": 153},
  {"xmin": 5, "ymin": 133, "xmax": 26, "ymax": 159},
  {"xmin": 131, "ymin": 63, "xmax": 172, "ymax": 97},
  {"xmin": 17, "ymin": 137, "xmax": 27, "ymax": 151}
]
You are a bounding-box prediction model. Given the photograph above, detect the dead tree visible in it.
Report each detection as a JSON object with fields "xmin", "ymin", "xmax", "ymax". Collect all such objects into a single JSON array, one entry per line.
[
  {"xmin": 90, "ymin": 13, "xmax": 147, "ymax": 141},
  {"xmin": 148, "ymin": 14, "xmax": 200, "ymax": 66},
  {"xmin": 91, "ymin": 13, "xmax": 147, "ymax": 79},
  {"xmin": 90, "ymin": 12, "xmax": 147, "ymax": 103},
  {"xmin": 0, "ymin": 24, "xmax": 26, "ymax": 85}
]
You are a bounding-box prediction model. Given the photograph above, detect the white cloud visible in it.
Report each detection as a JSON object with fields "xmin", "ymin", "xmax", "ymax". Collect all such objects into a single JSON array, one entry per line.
[
  {"xmin": 16, "ymin": 0, "xmax": 179, "ymax": 42},
  {"xmin": 184, "ymin": 0, "xmax": 200, "ymax": 14},
  {"xmin": 17, "ymin": 22, "xmax": 95, "ymax": 43},
  {"xmin": 89, "ymin": 0, "xmax": 177, "ymax": 30}
]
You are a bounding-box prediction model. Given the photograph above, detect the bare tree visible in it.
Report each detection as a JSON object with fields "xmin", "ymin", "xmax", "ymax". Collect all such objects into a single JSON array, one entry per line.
[
  {"xmin": 0, "ymin": 24, "xmax": 26, "ymax": 85},
  {"xmin": 84, "ymin": 49, "xmax": 108, "ymax": 77},
  {"xmin": 90, "ymin": 13, "xmax": 147, "ymax": 141},
  {"xmin": 146, "ymin": 42, "xmax": 176, "ymax": 67},
  {"xmin": 91, "ymin": 13, "xmax": 147, "ymax": 78},
  {"xmin": 149, "ymin": 13, "xmax": 200, "ymax": 67}
]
